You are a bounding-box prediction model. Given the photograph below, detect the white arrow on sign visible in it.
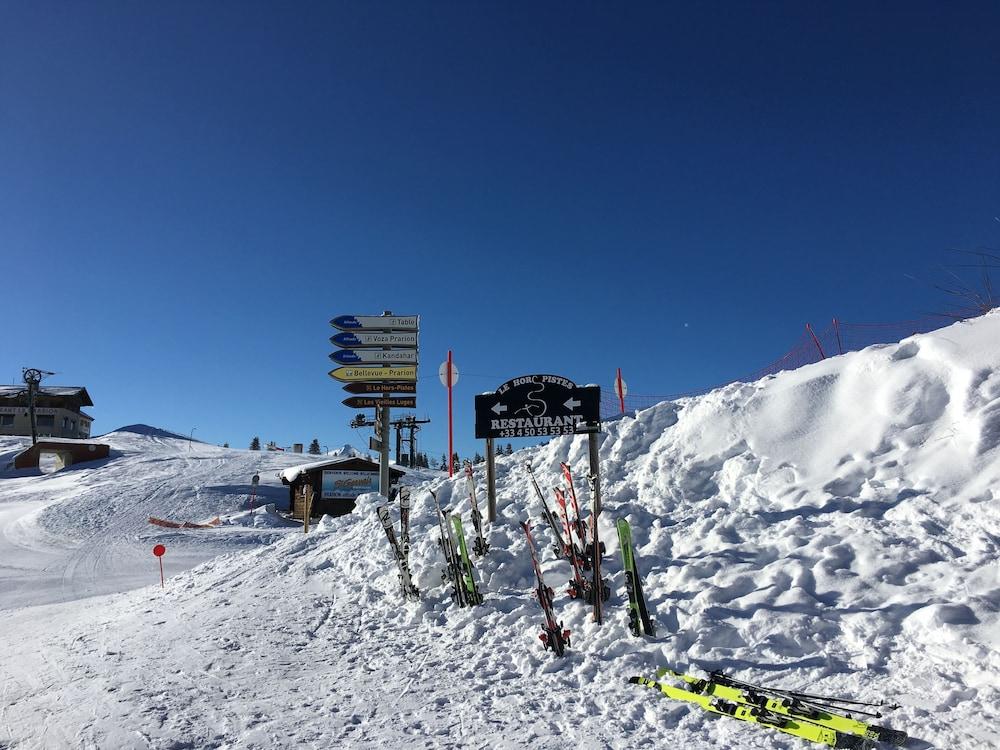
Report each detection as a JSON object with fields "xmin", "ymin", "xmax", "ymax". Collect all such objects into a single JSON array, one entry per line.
[
  {"xmin": 564, "ymin": 397, "xmax": 581, "ymax": 411},
  {"xmin": 491, "ymin": 402, "xmax": 507, "ymax": 416}
]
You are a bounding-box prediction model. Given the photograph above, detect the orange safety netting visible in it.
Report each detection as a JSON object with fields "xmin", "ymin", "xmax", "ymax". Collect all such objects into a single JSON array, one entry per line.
[{"xmin": 148, "ymin": 516, "xmax": 221, "ymax": 529}]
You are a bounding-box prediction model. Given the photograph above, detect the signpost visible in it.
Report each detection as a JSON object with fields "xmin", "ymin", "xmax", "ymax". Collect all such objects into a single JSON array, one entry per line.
[
  {"xmin": 474, "ymin": 375, "xmax": 600, "ymax": 439},
  {"xmin": 615, "ymin": 368, "xmax": 628, "ymax": 415},
  {"xmin": 474, "ymin": 374, "xmax": 603, "ymax": 579},
  {"xmin": 328, "ymin": 365, "xmax": 418, "ymax": 382},
  {"xmin": 342, "ymin": 381, "xmax": 416, "ymax": 394},
  {"xmin": 330, "ymin": 312, "xmax": 419, "ymax": 498},
  {"xmin": 439, "ymin": 352, "xmax": 459, "ymax": 476},
  {"xmin": 152, "ymin": 544, "xmax": 166, "ymax": 587},
  {"xmin": 343, "ymin": 396, "xmax": 417, "ymax": 409},
  {"xmin": 330, "ymin": 315, "xmax": 419, "ymax": 331},
  {"xmin": 329, "ymin": 349, "xmax": 418, "ymax": 365},
  {"xmin": 331, "ymin": 331, "xmax": 418, "ymax": 348}
]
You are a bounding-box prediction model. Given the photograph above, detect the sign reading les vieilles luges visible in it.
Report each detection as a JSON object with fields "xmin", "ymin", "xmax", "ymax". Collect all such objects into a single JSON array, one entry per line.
[{"xmin": 474, "ymin": 375, "xmax": 600, "ymax": 439}]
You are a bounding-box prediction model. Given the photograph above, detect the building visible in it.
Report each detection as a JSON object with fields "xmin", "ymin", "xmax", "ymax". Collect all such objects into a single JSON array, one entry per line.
[
  {"xmin": 279, "ymin": 456, "xmax": 405, "ymax": 518},
  {"xmin": 0, "ymin": 386, "xmax": 94, "ymax": 440}
]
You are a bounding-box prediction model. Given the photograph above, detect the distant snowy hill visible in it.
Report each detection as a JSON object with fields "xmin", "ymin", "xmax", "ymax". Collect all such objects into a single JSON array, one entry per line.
[
  {"xmin": 326, "ymin": 442, "xmax": 368, "ymax": 458},
  {"xmin": 1, "ymin": 311, "xmax": 998, "ymax": 749}
]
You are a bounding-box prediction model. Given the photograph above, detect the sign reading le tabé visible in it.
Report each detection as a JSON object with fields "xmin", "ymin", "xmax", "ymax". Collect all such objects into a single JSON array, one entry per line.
[
  {"xmin": 330, "ymin": 331, "xmax": 418, "ymax": 348},
  {"xmin": 329, "ymin": 365, "xmax": 417, "ymax": 382},
  {"xmin": 330, "ymin": 315, "xmax": 419, "ymax": 332},
  {"xmin": 343, "ymin": 396, "xmax": 417, "ymax": 409}
]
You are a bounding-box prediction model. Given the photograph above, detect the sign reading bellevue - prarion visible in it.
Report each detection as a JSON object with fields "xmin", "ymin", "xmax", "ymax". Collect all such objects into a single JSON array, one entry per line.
[
  {"xmin": 329, "ymin": 365, "xmax": 417, "ymax": 382},
  {"xmin": 474, "ymin": 374, "xmax": 601, "ymax": 439}
]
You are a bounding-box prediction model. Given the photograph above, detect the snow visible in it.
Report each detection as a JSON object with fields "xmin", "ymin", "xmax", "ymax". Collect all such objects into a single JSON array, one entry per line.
[{"xmin": 2, "ymin": 312, "xmax": 999, "ymax": 749}]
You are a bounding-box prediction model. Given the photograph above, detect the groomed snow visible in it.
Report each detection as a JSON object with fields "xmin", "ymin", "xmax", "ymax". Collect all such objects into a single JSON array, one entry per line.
[{"xmin": 2, "ymin": 313, "xmax": 999, "ymax": 749}]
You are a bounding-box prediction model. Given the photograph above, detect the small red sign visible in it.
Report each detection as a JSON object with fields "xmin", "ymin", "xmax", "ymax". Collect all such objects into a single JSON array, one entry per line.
[{"xmin": 153, "ymin": 544, "xmax": 166, "ymax": 557}]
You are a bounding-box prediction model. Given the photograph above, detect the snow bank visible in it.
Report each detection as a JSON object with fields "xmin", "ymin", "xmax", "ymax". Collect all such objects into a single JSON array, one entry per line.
[{"xmin": 2, "ymin": 312, "xmax": 999, "ymax": 749}]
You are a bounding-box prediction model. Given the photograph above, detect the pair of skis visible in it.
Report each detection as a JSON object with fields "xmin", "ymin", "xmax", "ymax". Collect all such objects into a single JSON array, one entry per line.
[
  {"xmin": 463, "ymin": 463, "xmax": 490, "ymax": 556},
  {"xmin": 431, "ymin": 489, "xmax": 483, "ymax": 606},
  {"xmin": 557, "ymin": 463, "xmax": 609, "ymax": 611},
  {"xmin": 631, "ymin": 667, "xmax": 906, "ymax": 748},
  {"xmin": 376, "ymin": 488, "xmax": 418, "ymax": 601},
  {"xmin": 522, "ymin": 521, "xmax": 571, "ymax": 656},
  {"xmin": 616, "ymin": 518, "xmax": 655, "ymax": 636}
]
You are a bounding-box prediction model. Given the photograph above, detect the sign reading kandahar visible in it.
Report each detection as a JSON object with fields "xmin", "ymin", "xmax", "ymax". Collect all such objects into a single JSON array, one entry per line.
[{"xmin": 474, "ymin": 374, "xmax": 601, "ymax": 439}]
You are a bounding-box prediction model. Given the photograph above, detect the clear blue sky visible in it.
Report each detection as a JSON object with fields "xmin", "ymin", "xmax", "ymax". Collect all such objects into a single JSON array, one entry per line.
[{"xmin": 2, "ymin": 2, "xmax": 998, "ymax": 460}]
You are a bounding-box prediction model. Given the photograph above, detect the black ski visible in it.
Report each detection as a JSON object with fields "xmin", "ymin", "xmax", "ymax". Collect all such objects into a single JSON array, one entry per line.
[
  {"xmin": 586, "ymin": 472, "xmax": 610, "ymax": 619},
  {"xmin": 521, "ymin": 521, "xmax": 571, "ymax": 656},
  {"xmin": 430, "ymin": 490, "xmax": 467, "ymax": 607},
  {"xmin": 464, "ymin": 462, "xmax": 490, "ymax": 556},
  {"xmin": 376, "ymin": 504, "xmax": 419, "ymax": 601},
  {"xmin": 524, "ymin": 460, "xmax": 570, "ymax": 559},
  {"xmin": 399, "ymin": 487, "xmax": 411, "ymax": 565}
]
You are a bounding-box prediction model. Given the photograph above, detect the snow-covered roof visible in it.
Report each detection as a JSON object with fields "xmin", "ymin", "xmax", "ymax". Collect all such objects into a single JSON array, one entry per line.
[
  {"xmin": 279, "ymin": 455, "xmax": 375, "ymax": 483},
  {"xmin": 0, "ymin": 385, "xmax": 94, "ymax": 406}
]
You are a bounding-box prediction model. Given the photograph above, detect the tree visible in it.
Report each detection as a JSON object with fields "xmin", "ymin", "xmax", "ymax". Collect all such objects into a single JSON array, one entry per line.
[
  {"xmin": 440, "ymin": 454, "xmax": 448, "ymax": 471},
  {"xmin": 250, "ymin": 436, "xmax": 260, "ymax": 451},
  {"xmin": 505, "ymin": 443, "xmax": 514, "ymax": 456},
  {"xmin": 223, "ymin": 442, "xmax": 229, "ymax": 448},
  {"xmin": 452, "ymin": 453, "xmax": 460, "ymax": 471},
  {"xmin": 308, "ymin": 439, "xmax": 321, "ymax": 455},
  {"xmin": 473, "ymin": 452, "xmax": 484, "ymax": 464}
]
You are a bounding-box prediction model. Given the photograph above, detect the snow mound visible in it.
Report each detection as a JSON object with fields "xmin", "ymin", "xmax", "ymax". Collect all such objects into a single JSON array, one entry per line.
[
  {"xmin": 3, "ymin": 312, "xmax": 999, "ymax": 749},
  {"xmin": 104, "ymin": 423, "xmax": 198, "ymax": 441}
]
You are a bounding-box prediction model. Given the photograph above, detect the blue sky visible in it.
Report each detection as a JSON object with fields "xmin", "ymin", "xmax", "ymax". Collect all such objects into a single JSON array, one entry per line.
[{"xmin": 2, "ymin": 2, "xmax": 998, "ymax": 460}]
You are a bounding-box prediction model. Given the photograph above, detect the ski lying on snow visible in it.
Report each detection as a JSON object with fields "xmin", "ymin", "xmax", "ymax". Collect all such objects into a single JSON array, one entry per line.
[
  {"xmin": 630, "ymin": 668, "xmax": 906, "ymax": 748},
  {"xmin": 521, "ymin": 521, "xmax": 570, "ymax": 656}
]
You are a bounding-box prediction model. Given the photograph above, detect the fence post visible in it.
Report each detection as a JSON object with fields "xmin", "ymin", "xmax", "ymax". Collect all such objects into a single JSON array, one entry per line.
[
  {"xmin": 832, "ymin": 318, "xmax": 843, "ymax": 355},
  {"xmin": 806, "ymin": 323, "xmax": 826, "ymax": 360}
]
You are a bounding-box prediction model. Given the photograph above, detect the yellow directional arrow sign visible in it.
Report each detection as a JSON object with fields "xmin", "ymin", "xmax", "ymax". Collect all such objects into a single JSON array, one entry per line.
[{"xmin": 328, "ymin": 365, "xmax": 418, "ymax": 382}]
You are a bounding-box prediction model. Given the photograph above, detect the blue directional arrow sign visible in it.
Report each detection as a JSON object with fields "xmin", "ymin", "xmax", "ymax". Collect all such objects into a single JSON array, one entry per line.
[
  {"xmin": 330, "ymin": 331, "xmax": 418, "ymax": 348},
  {"xmin": 330, "ymin": 315, "xmax": 419, "ymax": 331},
  {"xmin": 329, "ymin": 349, "xmax": 418, "ymax": 365}
]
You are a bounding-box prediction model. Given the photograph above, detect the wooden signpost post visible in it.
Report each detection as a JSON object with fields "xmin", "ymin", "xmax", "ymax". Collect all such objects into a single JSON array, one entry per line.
[{"xmin": 329, "ymin": 312, "xmax": 420, "ymax": 497}]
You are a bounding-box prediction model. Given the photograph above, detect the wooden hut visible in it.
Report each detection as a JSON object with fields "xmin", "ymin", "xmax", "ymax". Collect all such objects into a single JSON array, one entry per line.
[{"xmin": 279, "ymin": 456, "xmax": 404, "ymax": 518}]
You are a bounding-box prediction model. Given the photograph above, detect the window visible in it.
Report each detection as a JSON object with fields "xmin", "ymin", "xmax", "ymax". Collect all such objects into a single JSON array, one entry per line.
[
  {"xmin": 37, "ymin": 415, "xmax": 55, "ymax": 427},
  {"xmin": 0, "ymin": 415, "xmax": 13, "ymax": 426}
]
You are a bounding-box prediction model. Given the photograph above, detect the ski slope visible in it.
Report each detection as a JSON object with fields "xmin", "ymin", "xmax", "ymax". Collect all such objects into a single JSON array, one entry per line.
[{"xmin": 2, "ymin": 312, "xmax": 999, "ymax": 749}]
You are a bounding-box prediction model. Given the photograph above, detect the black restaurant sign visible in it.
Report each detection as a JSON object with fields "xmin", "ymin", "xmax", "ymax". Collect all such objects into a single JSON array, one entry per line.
[{"xmin": 474, "ymin": 374, "xmax": 601, "ymax": 439}]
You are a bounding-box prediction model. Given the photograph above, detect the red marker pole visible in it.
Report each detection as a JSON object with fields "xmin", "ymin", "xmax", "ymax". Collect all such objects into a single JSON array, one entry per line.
[
  {"xmin": 153, "ymin": 544, "xmax": 166, "ymax": 587},
  {"xmin": 447, "ymin": 349, "xmax": 454, "ymax": 477},
  {"xmin": 615, "ymin": 368, "xmax": 626, "ymax": 415}
]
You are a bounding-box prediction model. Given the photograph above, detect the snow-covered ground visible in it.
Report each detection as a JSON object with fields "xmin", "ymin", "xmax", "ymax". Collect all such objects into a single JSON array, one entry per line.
[{"xmin": 2, "ymin": 312, "xmax": 999, "ymax": 749}]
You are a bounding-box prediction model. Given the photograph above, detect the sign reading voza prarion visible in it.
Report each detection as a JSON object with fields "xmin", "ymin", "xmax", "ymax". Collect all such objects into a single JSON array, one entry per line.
[{"xmin": 474, "ymin": 374, "xmax": 601, "ymax": 439}]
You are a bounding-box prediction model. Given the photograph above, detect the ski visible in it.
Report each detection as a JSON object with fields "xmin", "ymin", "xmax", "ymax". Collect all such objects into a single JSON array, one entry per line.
[
  {"xmin": 553, "ymin": 488, "xmax": 591, "ymax": 599},
  {"xmin": 521, "ymin": 521, "xmax": 571, "ymax": 656},
  {"xmin": 587, "ymin": 472, "xmax": 610, "ymax": 619},
  {"xmin": 430, "ymin": 490, "xmax": 467, "ymax": 607},
  {"xmin": 560, "ymin": 462, "xmax": 589, "ymax": 546},
  {"xmin": 451, "ymin": 515, "xmax": 484, "ymax": 605},
  {"xmin": 399, "ymin": 487, "xmax": 411, "ymax": 565},
  {"xmin": 616, "ymin": 518, "xmax": 655, "ymax": 636},
  {"xmin": 677, "ymin": 669, "xmax": 907, "ymax": 746},
  {"xmin": 524, "ymin": 461, "xmax": 570, "ymax": 558},
  {"xmin": 630, "ymin": 674, "xmax": 868, "ymax": 748},
  {"xmin": 463, "ymin": 462, "xmax": 490, "ymax": 556},
  {"xmin": 376, "ymin": 504, "xmax": 419, "ymax": 601}
]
